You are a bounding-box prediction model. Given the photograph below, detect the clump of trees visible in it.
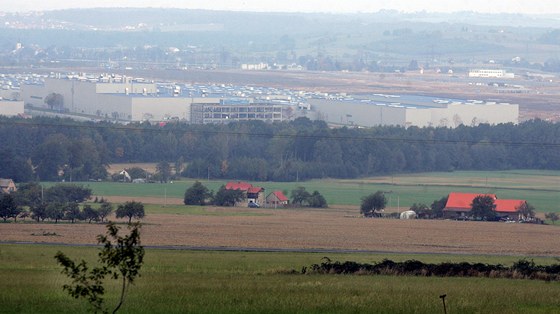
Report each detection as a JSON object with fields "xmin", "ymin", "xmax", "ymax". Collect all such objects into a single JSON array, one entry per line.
[
  {"xmin": 406, "ymin": 200, "xmax": 450, "ymax": 219},
  {"xmin": 5, "ymin": 116, "xmax": 560, "ymax": 183},
  {"xmin": 0, "ymin": 183, "xmax": 146, "ymax": 224},
  {"xmin": 290, "ymin": 187, "xmax": 328, "ymax": 208},
  {"xmin": 55, "ymin": 222, "xmax": 144, "ymax": 313},
  {"xmin": 360, "ymin": 191, "xmax": 387, "ymax": 217},
  {"xmin": 183, "ymin": 181, "xmax": 244, "ymax": 207},
  {"xmin": 545, "ymin": 212, "xmax": 559, "ymax": 224},
  {"xmin": 213, "ymin": 186, "xmax": 245, "ymax": 207},
  {"xmin": 183, "ymin": 182, "xmax": 328, "ymax": 208}
]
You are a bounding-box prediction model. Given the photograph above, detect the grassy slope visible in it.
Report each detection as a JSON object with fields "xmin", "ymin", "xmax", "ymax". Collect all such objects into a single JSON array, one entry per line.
[
  {"xmin": 1, "ymin": 244, "xmax": 559, "ymax": 313},
  {"xmin": 56, "ymin": 170, "xmax": 560, "ymax": 212}
]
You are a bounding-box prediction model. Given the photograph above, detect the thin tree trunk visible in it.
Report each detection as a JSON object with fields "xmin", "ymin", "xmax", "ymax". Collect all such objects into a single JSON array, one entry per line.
[{"xmin": 112, "ymin": 276, "xmax": 127, "ymax": 314}]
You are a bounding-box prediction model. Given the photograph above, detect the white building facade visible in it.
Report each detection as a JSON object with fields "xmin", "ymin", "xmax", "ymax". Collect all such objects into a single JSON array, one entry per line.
[{"xmin": 468, "ymin": 69, "xmax": 514, "ymax": 78}]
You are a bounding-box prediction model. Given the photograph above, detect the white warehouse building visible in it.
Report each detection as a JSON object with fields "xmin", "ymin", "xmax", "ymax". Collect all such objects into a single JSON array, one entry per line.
[
  {"xmin": 309, "ymin": 98, "xmax": 518, "ymax": 128},
  {"xmin": 21, "ymin": 75, "xmax": 220, "ymax": 122}
]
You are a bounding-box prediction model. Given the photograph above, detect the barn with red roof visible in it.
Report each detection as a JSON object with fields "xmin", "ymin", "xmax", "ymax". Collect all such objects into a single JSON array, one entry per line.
[
  {"xmin": 495, "ymin": 199, "xmax": 526, "ymax": 220},
  {"xmin": 443, "ymin": 192, "xmax": 526, "ymax": 220},
  {"xmin": 225, "ymin": 181, "xmax": 265, "ymax": 207}
]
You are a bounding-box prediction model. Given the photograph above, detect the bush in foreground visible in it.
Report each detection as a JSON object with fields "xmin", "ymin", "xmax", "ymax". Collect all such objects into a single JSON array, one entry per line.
[{"xmin": 302, "ymin": 257, "xmax": 560, "ymax": 281}]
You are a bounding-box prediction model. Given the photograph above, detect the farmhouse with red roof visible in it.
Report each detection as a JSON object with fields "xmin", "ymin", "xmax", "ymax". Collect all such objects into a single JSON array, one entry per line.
[
  {"xmin": 443, "ymin": 192, "xmax": 526, "ymax": 220},
  {"xmin": 225, "ymin": 181, "xmax": 265, "ymax": 207},
  {"xmin": 266, "ymin": 191, "xmax": 289, "ymax": 207}
]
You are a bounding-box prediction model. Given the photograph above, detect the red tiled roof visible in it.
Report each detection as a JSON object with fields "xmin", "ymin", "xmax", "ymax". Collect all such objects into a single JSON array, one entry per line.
[
  {"xmin": 444, "ymin": 192, "xmax": 497, "ymax": 211},
  {"xmin": 248, "ymin": 187, "xmax": 264, "ymax": 194},
  {"xmin": 495, "ymin": 199, "xmax": 525, "ymax": 213},
  {"xmin": 271, "ymin": 191, "xmax": 289, "ymax": 202},
  {"xmin": 225, "ymin": 181, "xmax": 253, "ymax": 191}
]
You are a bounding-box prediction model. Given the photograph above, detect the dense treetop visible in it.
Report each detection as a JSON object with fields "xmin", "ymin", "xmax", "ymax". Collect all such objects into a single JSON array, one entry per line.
[{"xmin": 1, "ymin": 116, "xmax": 560, "ymax": 182}]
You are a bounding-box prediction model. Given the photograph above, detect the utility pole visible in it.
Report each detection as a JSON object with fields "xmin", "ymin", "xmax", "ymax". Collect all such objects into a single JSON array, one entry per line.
[{"xmin": 164, "ymin": 187, "xmax": 167, "ymax": 208}]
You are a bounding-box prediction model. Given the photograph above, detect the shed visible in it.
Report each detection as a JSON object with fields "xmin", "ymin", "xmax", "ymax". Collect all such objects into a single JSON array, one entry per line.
[{"xmin": 266, "ymin": 191, "xmax": 289, "ymax": 207}]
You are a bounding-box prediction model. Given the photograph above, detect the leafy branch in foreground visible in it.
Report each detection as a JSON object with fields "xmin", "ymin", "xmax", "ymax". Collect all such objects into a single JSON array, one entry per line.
[{"xmin": 54, "ymin": 222, "xmax": 144, "ymax": 313}]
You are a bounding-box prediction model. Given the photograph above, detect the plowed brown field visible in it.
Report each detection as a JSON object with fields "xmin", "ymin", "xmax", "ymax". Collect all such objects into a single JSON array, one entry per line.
[{"xmin": 2, "ymin": 207, "xmax": 560, "ymax": 257}]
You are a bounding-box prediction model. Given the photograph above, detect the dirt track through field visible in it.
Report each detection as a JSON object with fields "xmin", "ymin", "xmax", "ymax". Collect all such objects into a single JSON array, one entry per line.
[{"xmin": 2, "ymin": 207, "xmax": 560, "ymax": 257}]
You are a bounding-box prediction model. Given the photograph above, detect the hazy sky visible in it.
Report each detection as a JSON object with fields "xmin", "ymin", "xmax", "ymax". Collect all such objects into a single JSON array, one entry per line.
[{"xmin": 2, "ymin": 0, "xmax": 559, "ymax": 14}]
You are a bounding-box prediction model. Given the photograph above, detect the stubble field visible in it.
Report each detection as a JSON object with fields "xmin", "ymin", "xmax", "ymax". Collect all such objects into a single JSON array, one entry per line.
[{"xmin": 3, "ymin": 206, "xmax": 560, "ymax": 257}]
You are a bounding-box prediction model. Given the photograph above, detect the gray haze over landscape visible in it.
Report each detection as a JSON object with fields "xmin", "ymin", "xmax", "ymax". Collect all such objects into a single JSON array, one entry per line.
[{"xmin": 4, "ymin": 0, "xmax": 560, "ymax": 14}]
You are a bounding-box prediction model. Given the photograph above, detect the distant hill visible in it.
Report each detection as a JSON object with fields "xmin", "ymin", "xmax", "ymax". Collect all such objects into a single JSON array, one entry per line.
[{"xmin": 0, "ymin": 8, "xmax": 559, "ymax": 69}]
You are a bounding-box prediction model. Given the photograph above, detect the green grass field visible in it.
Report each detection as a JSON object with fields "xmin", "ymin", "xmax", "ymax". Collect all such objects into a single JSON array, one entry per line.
[
  {"xmin": 1, "ymin": 244, "xmax": 559, "ymax": 313},
  {"xmin": 57, "ymin": 170, "xmax": 560, "ymax": 212}
]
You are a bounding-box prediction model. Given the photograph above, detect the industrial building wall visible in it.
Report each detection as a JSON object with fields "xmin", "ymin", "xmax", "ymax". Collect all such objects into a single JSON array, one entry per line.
[
  {"xmin": 130, "ymin": 97, "xmax": 191, "ymax": 121},
  {"xmin": 404, "ymin": 108, "xmax": 432, "ymax": 127},
  {"xmin": 0, "ymin": 100, "xmax": 24, "ymax": 116},
  {"xmin": 96, "ymin": 82, "xmax": 157, "ymax": 94},
  {"xmin": 42, "ymin": 78, "xmax": 98, "ymax": 114},
  {"xmin": 95, "ymin": 94, "xmax": 133, "ymax": 120},
  {"xmin": 21, "ymin": 84, "xmax": 48, "ymax": 107},
  {"xmin": 429, "ymin": 103, "xmax": 519, "ymax": 127},
  {"xmin": 308, "ymin": 99, "xmax": 406, "ymax": 127}
]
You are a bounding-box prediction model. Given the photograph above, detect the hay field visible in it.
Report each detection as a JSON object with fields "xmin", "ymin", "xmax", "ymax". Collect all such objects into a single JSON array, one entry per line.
[{"xmin": 3, "ymin": 207, "xmax": 560, "ymax": 257}]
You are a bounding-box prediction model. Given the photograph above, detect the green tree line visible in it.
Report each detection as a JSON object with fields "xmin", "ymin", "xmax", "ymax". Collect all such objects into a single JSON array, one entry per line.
[{"xmin": 2, "ymin": 116, "xmax": 560, "ymax": 182}]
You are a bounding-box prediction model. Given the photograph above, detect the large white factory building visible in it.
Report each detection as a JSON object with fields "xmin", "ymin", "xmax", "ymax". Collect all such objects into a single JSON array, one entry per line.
[{"xmin": 309, "ymin": 97, "xmax": 518, "ymax": 128}]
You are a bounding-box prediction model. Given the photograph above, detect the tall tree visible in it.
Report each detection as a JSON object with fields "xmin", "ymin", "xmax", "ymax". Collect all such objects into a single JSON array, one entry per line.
[
  {"xmin": 307, "ymin": 191, "xmax": 328, "ymax": 208},
  {"xmin": 360, "ymin": 191, "xmax": 387, "ymax": 217},
  {"xmin": 213, "ymin": 186, "xmax": 244, "ymax": 207},
  {"xmin": 155, "ymin": 161, "xmax": 172, "ymax": 183},
  {"xmin": 291, "ymin": 187, "xmax": 311, "ymax": 206},
  {"xmin": 63, "ymin": 202, "xmax": 81, "ymax": 223},
  {"xmin": 430, "ymin": 196, "xmax": 448, "ymax": 219},
  {"xmin": 0, "ymin": 194, "xmax": 21, "ymax": 222},
  {"xmin": 183, "ymin": 181, "xmax": 211, "ymax": 206},
  {"xmin": 470, "ymin": 195, "xmax": 497, "ymax": 221},
  {"xmin": 44, "ymin": 92, "xmax": 64, "ymax": 110},
  {"xmin": 116, "ymin": 201, "xmax": 145, "ymax": 223},
  {"xmin": 97, "ymin": 201, "xmax": 114, "ymax": 223}
]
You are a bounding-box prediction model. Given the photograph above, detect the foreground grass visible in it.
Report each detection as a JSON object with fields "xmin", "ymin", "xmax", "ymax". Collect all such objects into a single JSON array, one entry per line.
[
  {"xmin": 1, "ymin": 244, "xmax": 560, "ymax": 313},
  {"xmin": 49, "ymin": 169, "xmax": 560, "ymax": 212}
]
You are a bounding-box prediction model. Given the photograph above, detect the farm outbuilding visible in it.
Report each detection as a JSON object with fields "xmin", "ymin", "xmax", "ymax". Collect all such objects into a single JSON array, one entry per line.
[{"xmin": 266, "ymin": 191, "xmax": 289, "ymax": 208}]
